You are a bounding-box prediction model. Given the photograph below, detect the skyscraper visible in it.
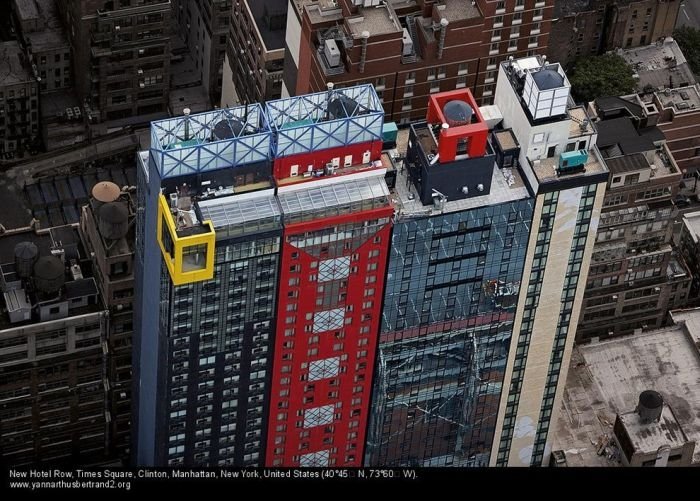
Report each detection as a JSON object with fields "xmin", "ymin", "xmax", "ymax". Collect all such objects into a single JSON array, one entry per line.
[
  {"xmin": 134, "ymin": 84, "xmax": 390, "ymax": 467},
  {"xmin": 366, "ymin": 55, "xmax": 609, "ymax": 467},
  {"xmin": 489, "ymin": 55, "xmax": 609, "ymax": 466},
  {"xmin": 263, "ymin": 85, "xmax": 391, "ymax": 468},
  {"xmin": 365, "ymin": 89, "xmax": 535, "ymax": 467},
  {"xmin": 134, "ymin": 103, "xmax": 280, "ymax": 467}
]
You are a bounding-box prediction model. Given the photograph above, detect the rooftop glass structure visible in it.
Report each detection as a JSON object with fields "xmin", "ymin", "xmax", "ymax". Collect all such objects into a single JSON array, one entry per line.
[
  {"xmin": 149, "ymin": 104, "xmax": 272, "ymax": 179},
  {"xmin": 265, "ymin": 84, "xmax": 384, "ymax": 157}
]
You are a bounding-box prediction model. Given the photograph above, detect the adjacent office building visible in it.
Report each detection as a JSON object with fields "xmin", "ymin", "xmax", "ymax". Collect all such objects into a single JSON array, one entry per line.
[
  {"xmin": 282, "ymin": 0, "xmax": 555, "ymax": 119},
  {"xmin": 548, "ymin": 0, "xmax": 681, "ymax": 68},
  {"xmin": 0, "ymin": 224, "xmax": 107, "ymax": 466},
  {"xmin": 134, "ymin": 103, "xmax": 280, "ymax": 467},
  {"xmin": 173, "ymin": 0, "xmax": 232, "ymax": 104},
  {"xmin": 488, "ymin": 55, "xmax": 608, "ymax": 466},
  {"xmin": 56, "ymin": 0, "xmax": 172, "ymax": 127},
  {"xmin": 551, "ymin": 308, "xmax": 700, "ymax": 467},
  {"xmin": 0, "ymin": 41, "xmax": 40, "ymax": 160},
  {"xmin": 678, "ymin": 211, "xmax": 700, "ymax": 306},
  {"xmin": 575, "ymin": 96, "xmax": 691, "ymax": 341},
  {"xmin": 79, "ymin": 182, "xmax": 137, "ymax": 461},
  {"xmin": 13, "ymin": 0, "xmax": 72, "ymax": 94},
  {"xmin": 365, "ymin": 89, "xmax": 535, "ymax": 467},
  {"xmin": 221, "ymin": 0, "xmax": 287, "ymax": 107}
]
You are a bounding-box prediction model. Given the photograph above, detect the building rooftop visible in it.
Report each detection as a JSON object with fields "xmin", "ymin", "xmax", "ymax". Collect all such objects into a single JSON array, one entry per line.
[
  {"xmin": 0, "ymin": 225, "xmax": 102, "ymax": 330},
  {"xmin": 553, "ymin": 0, "xmax": 596, "ymax": 17},
  {"xmin": 0, "ymin": 41, "xmax": 33, "ymax": 86},
  {"xmin": 277, "ymin": 169, "xmax": 390, "ymax": 226},
  {"xmin": 596, "ymin": 117, "xmax": 664, "ymax": 155},
  {"xmin": 391, "ymin": 129, "xmax": 529, "ymax": 218},
  {"xmin": 529, "ymin": 147, "xmax": 607, "ymax": 185},
  {"xmin": 618, "ymin": 405, "xmax": 690, "ymax": 455},
  {"xmin": 197, "ymin": 188, "xmax": 281, "ymax": 238},
  {"xmin": 247, "ymin": 0, "xmax": 288, "ymax": 52},
  {"xmin": 682, "ymin": 210, "xmax": 700, "ymax": 245},
  {"xmin": 551, "ymin": 308, "xmax": 700, "ymax": 466},
  {"xmin": 618, "ymin": 38, "xmax": 697, "ymax": 91},
  {"xmin": 493, "ymin": 129, "xmax": 518, "ymax": 151},
  {"xmin": 434, "ymin": 0, "xmax": 481, "ymax": 23},
  {"xmin": 654, "ymin": 85, "xmax": 700, "ymax": 115},
  {"xmin": 26, "ymin": 29, "xmax": 69, "ymax": 53},
  {"xmin": 13, "ymin": 0, "xmax": 40, "ymax": 23},
  {"xmin": 303, "ymin": 1, "xmax": 343, "ymax": 25},
  {"xmin": 568, "ymin": 106, "xmax": 595, "ymax": 138},
  {"xmin": 347, "ymin": 4, "xmax": 402, "ymax": 37}
]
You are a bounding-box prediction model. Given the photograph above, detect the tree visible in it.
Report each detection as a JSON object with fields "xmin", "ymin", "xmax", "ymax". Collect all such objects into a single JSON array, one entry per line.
[
  {"xmin": 673, "ymin": 26, "xmax": 700, "ymax": 76},
  {"xmin": 569, "ymin": 54, "xmax": 636, "ymax": 104}
]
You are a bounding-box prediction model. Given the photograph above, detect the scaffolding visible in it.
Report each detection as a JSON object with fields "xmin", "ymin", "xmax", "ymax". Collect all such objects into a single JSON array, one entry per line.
[
  {"xmin": 265, "ymin": 84, "xmax": 384, "ymax": 158},
  {"xmin": 149, "ymin": 104, "xmax": 272, "ymax": 180}
]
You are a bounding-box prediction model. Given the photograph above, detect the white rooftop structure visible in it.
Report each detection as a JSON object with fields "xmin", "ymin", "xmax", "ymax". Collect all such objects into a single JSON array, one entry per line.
[{"xmin": 522, "ymin": 63, "xmax": 571, "ymax": 120}]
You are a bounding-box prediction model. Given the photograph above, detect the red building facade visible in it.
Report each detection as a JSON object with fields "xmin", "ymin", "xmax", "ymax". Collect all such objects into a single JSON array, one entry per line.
[{"xmin": 264, "ymin": 85, "xmax": 393, "ymax": 467}]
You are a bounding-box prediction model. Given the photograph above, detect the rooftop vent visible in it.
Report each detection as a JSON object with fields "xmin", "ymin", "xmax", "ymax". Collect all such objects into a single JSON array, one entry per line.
[{"xmin": 212, "ymin": 118, "xmax": 244, "ymax": 141}]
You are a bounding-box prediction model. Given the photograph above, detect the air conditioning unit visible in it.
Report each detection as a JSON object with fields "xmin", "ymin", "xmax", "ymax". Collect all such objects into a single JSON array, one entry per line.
[
  {"xmin": 138, "ymin": 49, "xmax": 145, "ymax": 54},
  {"xmin": 115, "ymin": 25, "xmax": 120, "ymax": 31},
  {"xmin": 137, "ymin": 68, "xmax": 143, "ymax": 75}
]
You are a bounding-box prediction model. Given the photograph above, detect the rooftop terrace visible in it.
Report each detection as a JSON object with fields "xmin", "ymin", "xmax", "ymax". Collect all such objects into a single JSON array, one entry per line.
[
  {"xmin": 655, "ymin": 85, "xmax": 700, "ymax": 115},
  {"xmin": 347, "ymin": 4, "xmax": 401, "ymax": 37},
  {"xmin": 619, "ymin": 38, "xmax": 697, "ymax": 91},
  {"xmin": 265, "ymin": 84, "xmax": 384, "ymax": 158},
  {"xmin": 390, "ymin": 129, "xmax": 529, "ymax": 218},
  {"xmin": 529, "ymin": 147, "xmax": 607, "ymax": 185},
  {"xmin": 149, "ymin": 104, "xmax": 271, "ymax": 179}
]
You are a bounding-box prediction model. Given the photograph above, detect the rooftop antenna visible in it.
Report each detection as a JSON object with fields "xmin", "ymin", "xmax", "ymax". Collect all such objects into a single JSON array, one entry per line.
[
  {"xmin": 326, "ymin": 82, "xmax": 334, "ymax": 121},
  {"xmin": 183, "ymin": 108, "xmax": 191, "ymax": 140}
]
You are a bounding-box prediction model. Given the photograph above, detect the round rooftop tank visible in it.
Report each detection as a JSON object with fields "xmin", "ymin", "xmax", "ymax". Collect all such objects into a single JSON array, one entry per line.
[
  {"xmin": 91, "ymin": 181, "xmax": 121, "ymax": 204},
  {"xmin": 14, "ymin": 241, "xmax": 39, "ymax": 279},
  {"xmin": 636, "ymin": 390, "xmax": 664, "ymax": 424},
  {"xmin": 328, "ymin": 95, "xmax": 359, "ymax": 120},
  {"xmin": 532, "ymin": 69, "xmax": 564, "ymax": 90},
  {"xmin": 212, "ymin": 118, "xmax": 244, "ymax": 141},
  {"xmin": 33, "ymin": 255, "xmax": 65, "ymax": 295},
  {"xmin": 443, "ymin": 100, "xmax": 473, "ymax": 127},
  {"xmin": 99, "ymin": 201, "xmax": 129, "ymax": 240}
]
